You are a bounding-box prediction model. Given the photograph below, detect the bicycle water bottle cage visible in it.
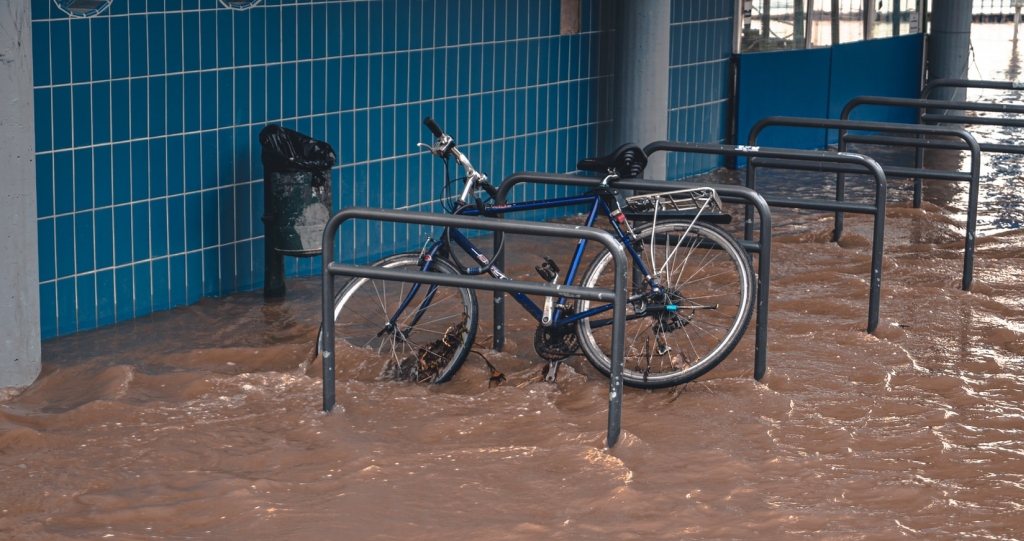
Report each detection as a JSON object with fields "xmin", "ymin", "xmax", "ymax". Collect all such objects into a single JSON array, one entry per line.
[{"xmin": 576, "ymin": 143, "xmax": 648, "ymax": 179}]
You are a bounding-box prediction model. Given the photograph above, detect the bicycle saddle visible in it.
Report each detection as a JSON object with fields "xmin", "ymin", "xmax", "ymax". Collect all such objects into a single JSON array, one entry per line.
[{"xmin": 576, "ymin": 143, "xmax": 648, "ymax": 178}]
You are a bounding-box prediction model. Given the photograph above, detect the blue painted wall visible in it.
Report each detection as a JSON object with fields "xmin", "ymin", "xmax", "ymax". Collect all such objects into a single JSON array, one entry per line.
[{"xmin": 32, "ymin": 0, "xmax": 735, "ymax": 339}]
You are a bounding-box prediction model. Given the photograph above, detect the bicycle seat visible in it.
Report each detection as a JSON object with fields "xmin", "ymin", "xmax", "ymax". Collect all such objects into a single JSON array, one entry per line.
[{"xmin": 577, "ymin": 143, "xmax": 648, "ymax": 178}]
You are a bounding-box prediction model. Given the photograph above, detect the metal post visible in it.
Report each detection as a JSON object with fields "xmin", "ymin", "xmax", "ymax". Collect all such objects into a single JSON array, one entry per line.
[
  {"xmin": 893, "ymin": 0, "xmax": 902, "ymax": 36},
  {"xmin": 1015, "ymin": 0, "xmax": 1022, "ymax": 41},
  {"xmin": 864, "ymin": 0, "xmax": 876, "ymax": 40}
]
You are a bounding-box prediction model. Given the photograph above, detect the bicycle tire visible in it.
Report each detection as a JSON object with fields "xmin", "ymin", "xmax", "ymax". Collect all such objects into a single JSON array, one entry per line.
[
  {"xmin": 318, "ymin": 252, "xmax": 478, "ymax": 384},
  {"xmin": 575, "ymin": 220, "xmax": 756, "ymax": 389}
]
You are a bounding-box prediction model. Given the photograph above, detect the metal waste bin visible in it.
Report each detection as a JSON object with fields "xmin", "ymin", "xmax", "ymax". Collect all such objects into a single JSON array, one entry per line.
[{"xmin": 259, "ymin": 124, "xmax": 336, "ymax": 297}]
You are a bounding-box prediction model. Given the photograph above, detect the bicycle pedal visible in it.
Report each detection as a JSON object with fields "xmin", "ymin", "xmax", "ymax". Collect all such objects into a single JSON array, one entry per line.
[
  {"xmin": 535, "ymin": 264, "xmax": 557, "ymax": 283},
  {"xmin": 542, "ymin": 256, "xmax": 560, "ymax": 275}
]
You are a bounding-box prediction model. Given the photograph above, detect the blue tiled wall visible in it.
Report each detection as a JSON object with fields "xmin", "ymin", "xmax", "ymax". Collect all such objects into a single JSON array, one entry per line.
[
  {"xmin": 666, "ymin": 1, "xmax": 734, "ymax": 178},
  {"xmin": 32, "ymin": 0, "xmax": 618, "ymax": 338}
]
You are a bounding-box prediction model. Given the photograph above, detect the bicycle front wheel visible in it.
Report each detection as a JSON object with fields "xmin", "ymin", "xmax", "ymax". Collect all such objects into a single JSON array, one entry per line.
[
  {"xmin": 319, "ymin": 252, "xmax": 478, "ymax": 384},
  {"xmin": 576, "ymin": 220, "xmax": 756, "ymax": 389}
]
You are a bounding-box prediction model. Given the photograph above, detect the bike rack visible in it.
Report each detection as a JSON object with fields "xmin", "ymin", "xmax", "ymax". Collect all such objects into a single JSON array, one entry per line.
[
  {"xmin": 646, "ymin": 144, "xmax": 886, "ymax": 338},
  {"xmin": 492, "ymin": 168, "xmax": 775, "ymax": 380},
  {"xmin": 321, "ymin": 207, "xmax": 631, "ymax": 448},
  {"xmin": 749, "ymin": 116, "xmax": 981, "ymax": 291},
  {"xmin": 842, "ymin": 94, "xmax": 1009, "ymax": 209}
]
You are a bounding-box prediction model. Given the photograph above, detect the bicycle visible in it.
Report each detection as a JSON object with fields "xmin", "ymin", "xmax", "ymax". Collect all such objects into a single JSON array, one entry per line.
[{"xmin": 318, "ymin": 118, "xmax": 757, "ymax": 389}]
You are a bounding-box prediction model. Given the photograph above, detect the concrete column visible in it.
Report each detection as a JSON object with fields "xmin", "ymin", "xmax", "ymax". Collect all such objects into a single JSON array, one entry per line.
[
  {"xmin": 611, "ymin": 0, "xmax": 670, "ymax": 180},
  {"xmin": 928, "ymin": 0, "xmax": 973, "ymax": 102},
  {"xmin": 0, "ymin": 0, "xmax": 41, "ymax": 390}
]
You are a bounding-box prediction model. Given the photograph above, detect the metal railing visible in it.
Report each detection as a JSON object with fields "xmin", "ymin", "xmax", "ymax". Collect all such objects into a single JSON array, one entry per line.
[{"xmin": 321, "ymin": 207, "xmax": 630, "ymax": 448}]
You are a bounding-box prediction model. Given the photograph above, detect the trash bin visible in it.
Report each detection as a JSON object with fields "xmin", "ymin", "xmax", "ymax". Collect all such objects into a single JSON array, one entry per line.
[{"xmin": 259, "ymin": 124, "xmax": 336, "ymax": 257}]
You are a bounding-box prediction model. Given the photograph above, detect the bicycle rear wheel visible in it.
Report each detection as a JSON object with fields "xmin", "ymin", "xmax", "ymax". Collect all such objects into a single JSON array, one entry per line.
[
  {"xmin": 576, "ymin": 220, "xmax": 756, "ymax": 389},
  {"xmin": 319, "ymin": 252, "xmax": 478, "ymax": 383}
]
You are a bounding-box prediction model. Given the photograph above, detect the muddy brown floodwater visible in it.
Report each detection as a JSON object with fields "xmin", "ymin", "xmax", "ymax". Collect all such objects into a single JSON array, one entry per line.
[{"xmin": 5, "ymin": 24, "xmax": 1024, "ymax": 541}]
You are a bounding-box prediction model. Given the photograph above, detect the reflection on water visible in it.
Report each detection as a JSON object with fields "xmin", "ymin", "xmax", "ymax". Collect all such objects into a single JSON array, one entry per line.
[{"xmin": 4, "ymin": 22, "xmax": 1024, "ymax": 541}]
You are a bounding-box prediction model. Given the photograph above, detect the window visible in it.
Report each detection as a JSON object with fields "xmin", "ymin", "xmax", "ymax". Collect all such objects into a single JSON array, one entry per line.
[{"xmin": 740, "ymin": 0, "xmax": 925, "ymax": 52}]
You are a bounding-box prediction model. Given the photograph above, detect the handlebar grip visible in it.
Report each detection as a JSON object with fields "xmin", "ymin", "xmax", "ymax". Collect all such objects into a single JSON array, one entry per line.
[{"xmin": 423, "ymin": 117, "xmax": 444, "ymax": 138}]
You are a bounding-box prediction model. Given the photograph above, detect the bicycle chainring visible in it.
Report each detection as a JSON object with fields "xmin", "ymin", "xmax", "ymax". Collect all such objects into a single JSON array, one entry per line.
[{"xmin": 533, "ymin": 309, "xmax": 580, "ymax": 361}]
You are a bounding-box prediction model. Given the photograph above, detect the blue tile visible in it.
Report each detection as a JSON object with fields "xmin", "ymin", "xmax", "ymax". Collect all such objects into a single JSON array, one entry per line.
[
  {"xmin": 201, "ymin": 70, "xmax": 217, "ymax": 130},
  {"xmin": 217, "ymin": 185, "xmax": 234, "ymax": 244},
  {"xmin": 50, "ymin": 20, "xmax": 71, "ymax": 86},
  {"xmin": 183, "ymin": 12, "xmax": 200, "ymax": 71},
  {"xmin": 166, "ymin": 13, "xmax": 183, "ymax": 74},
  {"xmin": 281, "ymin": 5, "xmax": 297, "ymax": 61},
  {"xmin": 32, "ymin": 22, "xmax": 50, "ymax": 87},
  {"xmin": 281, "ymin": 63, "xmax": 296, "ymax": 119},
  {"xmin": 36, "ymin": 154, "xmax": 54, "ymax": 219},
  {"xmin": 326, "ymin": 3, "xmax": 340, "ymax": 56},
  {"xmin": 89, "ymin": 82, "xmax": 110, "ymax": 145},
  {"xmin": 111, "ymin": 80, "xmax": 130, "ymax": 142},
  {"xmin": 235, "ymin": 240, "xmax": 252, "ymax": 290},
  {"xmin": 39, "ymin": 279, "xmax": 57, "ymax": 340},
  {"xmin": 54, "ymin": 150, "xmax": 74, "ymax": 215},
  {"xmin": 170, "ymin": 254, "xmax": 187, "ymax": 308},
  {"xmin": 233, "ymin": 183, "xmax": 251, "ymax": 239},
  {"xmin": 202, "ymin": 247, "xmax": 219, "ymax": 296},
  {"xmin": 129, "ymin": 15, "xmax": 148, "ymax": 77},
  {"xmin": 185, "ymin": 191, "xmax": 202, "ymax": 251},
  {"xmin": 166, "ymin": 136, "xmax": 184, "ymax": 196},
  {"xmin": 297, "ymin": 61, "xmax": 312, "ymax": 117},
  {"xmin": 340, "ymin": 57, "xmax": 355, "ymax": 110},
  {"xmin": 114, "ymin": 203, "xmax": 132, "ymax": 265},
  {"xmin": 369, "ymin": 1, "xmax": 384, "ymax": 52},
  {"xmin": 217, "ymin": 128, "xmax": 234, "ymax": 187},
  {"xmin": 34, "ymin": 89, "xmax": 52, "ymax": 153},
  {"xmin": 70, "ymin": 18, "xmax": 91, "ymax": 84},
  {"xmin": 251, "ymin": 179, "xmax": 263, "ymax": 236},
  {"xmin": 200, "ymin": 10, "xmax": 217, "ymax": 70},
  {"xmin": 183, "ymin": 72, "xmax": 200, "ymax": 132},
  {"xmin": 152, "ymin": 257, "xmax": 170, "ymax": 312},
  {"xmin": 354, "ymin": 1, "xmax": 369, "ymax": 54},
  {"xmin": 147, "ymin": 14, "xmax": 166, "ymax": 76},
  {"xmin": 233, "ymin": 10, "xmax": 250, "ymax": 66},
  {"xmin": 298, "ymin": 4, "xmax": 314, "ymax": 61},
  {"xmin": 74, "ymin": 148, "xmax": 93, "ymax": 212},
  {"xmin": 149, "ymin": 77, "xmax": 166, "ymax": 137},
  {"xmin": 164, "ymin": 76, "xmax": 183, "ymax": 135},
  {"xmin": 217, "ymin": 9, "xmax": 233, "ymax": 68},
  {"xmin": 130, "ymin": 78, "xmax": 148, "ymax": 139},
  {"xmin": 218, "ymin": 245, "xmax": 235, "ymax": 292},
  {"xmin": 202, "ymin": 188, "xmax": 218, "ymax": 248},
  {"xmin": 57, "ymin": 277, "xmax": 77, "ymax": 335},
  {"xmin": 340, "ymin": 1, "xmax": 355, "ymax": 55},
  {"xmin": 264, "ymin": 6, "xmax": 281, "ymax": 63},
  {"xmin": 110, "ymin": 16, "xmax": 129, "ymax": 79},
  {"xmin": 354, "ymin": 110, "xmax": 368, "ymax": 162},
  {"xmin": 36, "ymin": 217, "xmax": 55, "ymax": 284},
  {"xmin": 233, "ymin": 68, "xmax": 250, "ymax": 125},
  {"xmin": 266, "ymin": 63, "xmax": 281, "ymax": 120},
  {"xmin": 251, "ymin": 66, "xmax": 266, "ymax": 123},
  {"xmin": 250, "ymin": 7, "xmax": 266, "ymax": 65},
  {"xmin": 52, "ymin": 85, "xmax": 72, "ymax": 151},
  {"xmin": 133, "ymin": 262, "xmax": 152, "ymax": 317},
  {"xmin": 150, "ymin": 200, "xmax": 166, "ymax": 260},
  {"xmin": 74, "ymin": 211, "xmax": 95, "ymax": 275},
  {"xmin": 234, "ymin": 126, "xmax": 250, "ymax": 182},
  {"xmin": 96, "ymin": 269, "xmax": 115, "ymax": 327},
  {"xmin": 168, "ymin": 195, "xmax": 185, "ymax": 254},
  {"xmin": 55, "ymin": 214, "xmax": 75, "ymax": 279},
  {"xmin": 112, "ymin": 143, "xmax": 131, "ymax": 205},
  {"xmin": 186, "ymin": 250, "xmax": 202, "ymax": 304},
  {"xmin": 184, "ymin": 133, "xmax": 202, "ymax": 192},
  {"xmin": 150, "ymin": 139, "xmax": 167, "ymax": 198},
  {"xmin": 131, "ymin": 140, "xmax": 149, "ymax": 202},
  {"xmin": 132, "ymin": 201, "xmax": 150, "ymax": 262},
  {"xmin": 313, "ymin": 60, "xmax": 327, "ymax": 114},
  {"xmin": 95, "ymin": 207, "xmax": 113, "ymax": 269},
  {"xmin": 217, "ymin": 70, "xmax": 233, "ymax": 128}
]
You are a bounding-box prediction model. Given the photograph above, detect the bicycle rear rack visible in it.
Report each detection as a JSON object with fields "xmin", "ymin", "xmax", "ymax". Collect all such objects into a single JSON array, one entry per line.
[{"xmin": 321, "ymin": 207, "xmax": 631, "ymax": 448}]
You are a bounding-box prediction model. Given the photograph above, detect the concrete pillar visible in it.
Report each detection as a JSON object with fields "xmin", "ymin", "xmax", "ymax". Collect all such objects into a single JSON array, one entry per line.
[
  {"xmin": 611, "ymin": 0, "xmax": 670, "ymax": 180},
  {"xmin": 928, "ymin": 0, "xmax": 973, "ymax": 102},
  {"xmin": 0, "ymin": 0, "xmax": 41, "ymax": 390}
]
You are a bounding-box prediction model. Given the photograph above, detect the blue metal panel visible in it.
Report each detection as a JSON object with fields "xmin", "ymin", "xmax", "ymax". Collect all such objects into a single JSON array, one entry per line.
[
  {"xmin": 828, "ymin": 34, "xmax": 924, "ymax": 124},
  {"xmin": 736, "ymin": 46, "xmax": 832, "ymax": 149}
]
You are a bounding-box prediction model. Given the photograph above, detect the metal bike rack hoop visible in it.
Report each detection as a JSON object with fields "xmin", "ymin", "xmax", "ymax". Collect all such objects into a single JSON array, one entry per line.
[
  {"xmin": 493, "ymin": 168, "xmax": 774, "ymax": 380},
  {"xmin": 321, "ymin": 207, "xmax": 630, "ymax": 448}
]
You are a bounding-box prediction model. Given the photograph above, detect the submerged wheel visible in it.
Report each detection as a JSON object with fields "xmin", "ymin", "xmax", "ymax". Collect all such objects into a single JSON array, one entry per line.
[
  {"xmin": 318, "ymin": 253, "xmax": 478, "ymax": 383},
  {"xmin": 576, "ymin": 220, "xmax": 756, "ymax": 389}
]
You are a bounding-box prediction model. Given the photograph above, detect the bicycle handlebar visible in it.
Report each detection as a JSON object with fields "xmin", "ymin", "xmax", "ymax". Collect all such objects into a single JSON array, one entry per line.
[{"xmin": 421, "ymin": 116, "xmax": 489, "ymax": 206}]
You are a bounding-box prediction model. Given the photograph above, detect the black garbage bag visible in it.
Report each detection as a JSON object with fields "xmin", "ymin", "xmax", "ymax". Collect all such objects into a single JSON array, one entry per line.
[{"xmin": 259, "ymin": 124, "xmax": 336, "ymax": 190}]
